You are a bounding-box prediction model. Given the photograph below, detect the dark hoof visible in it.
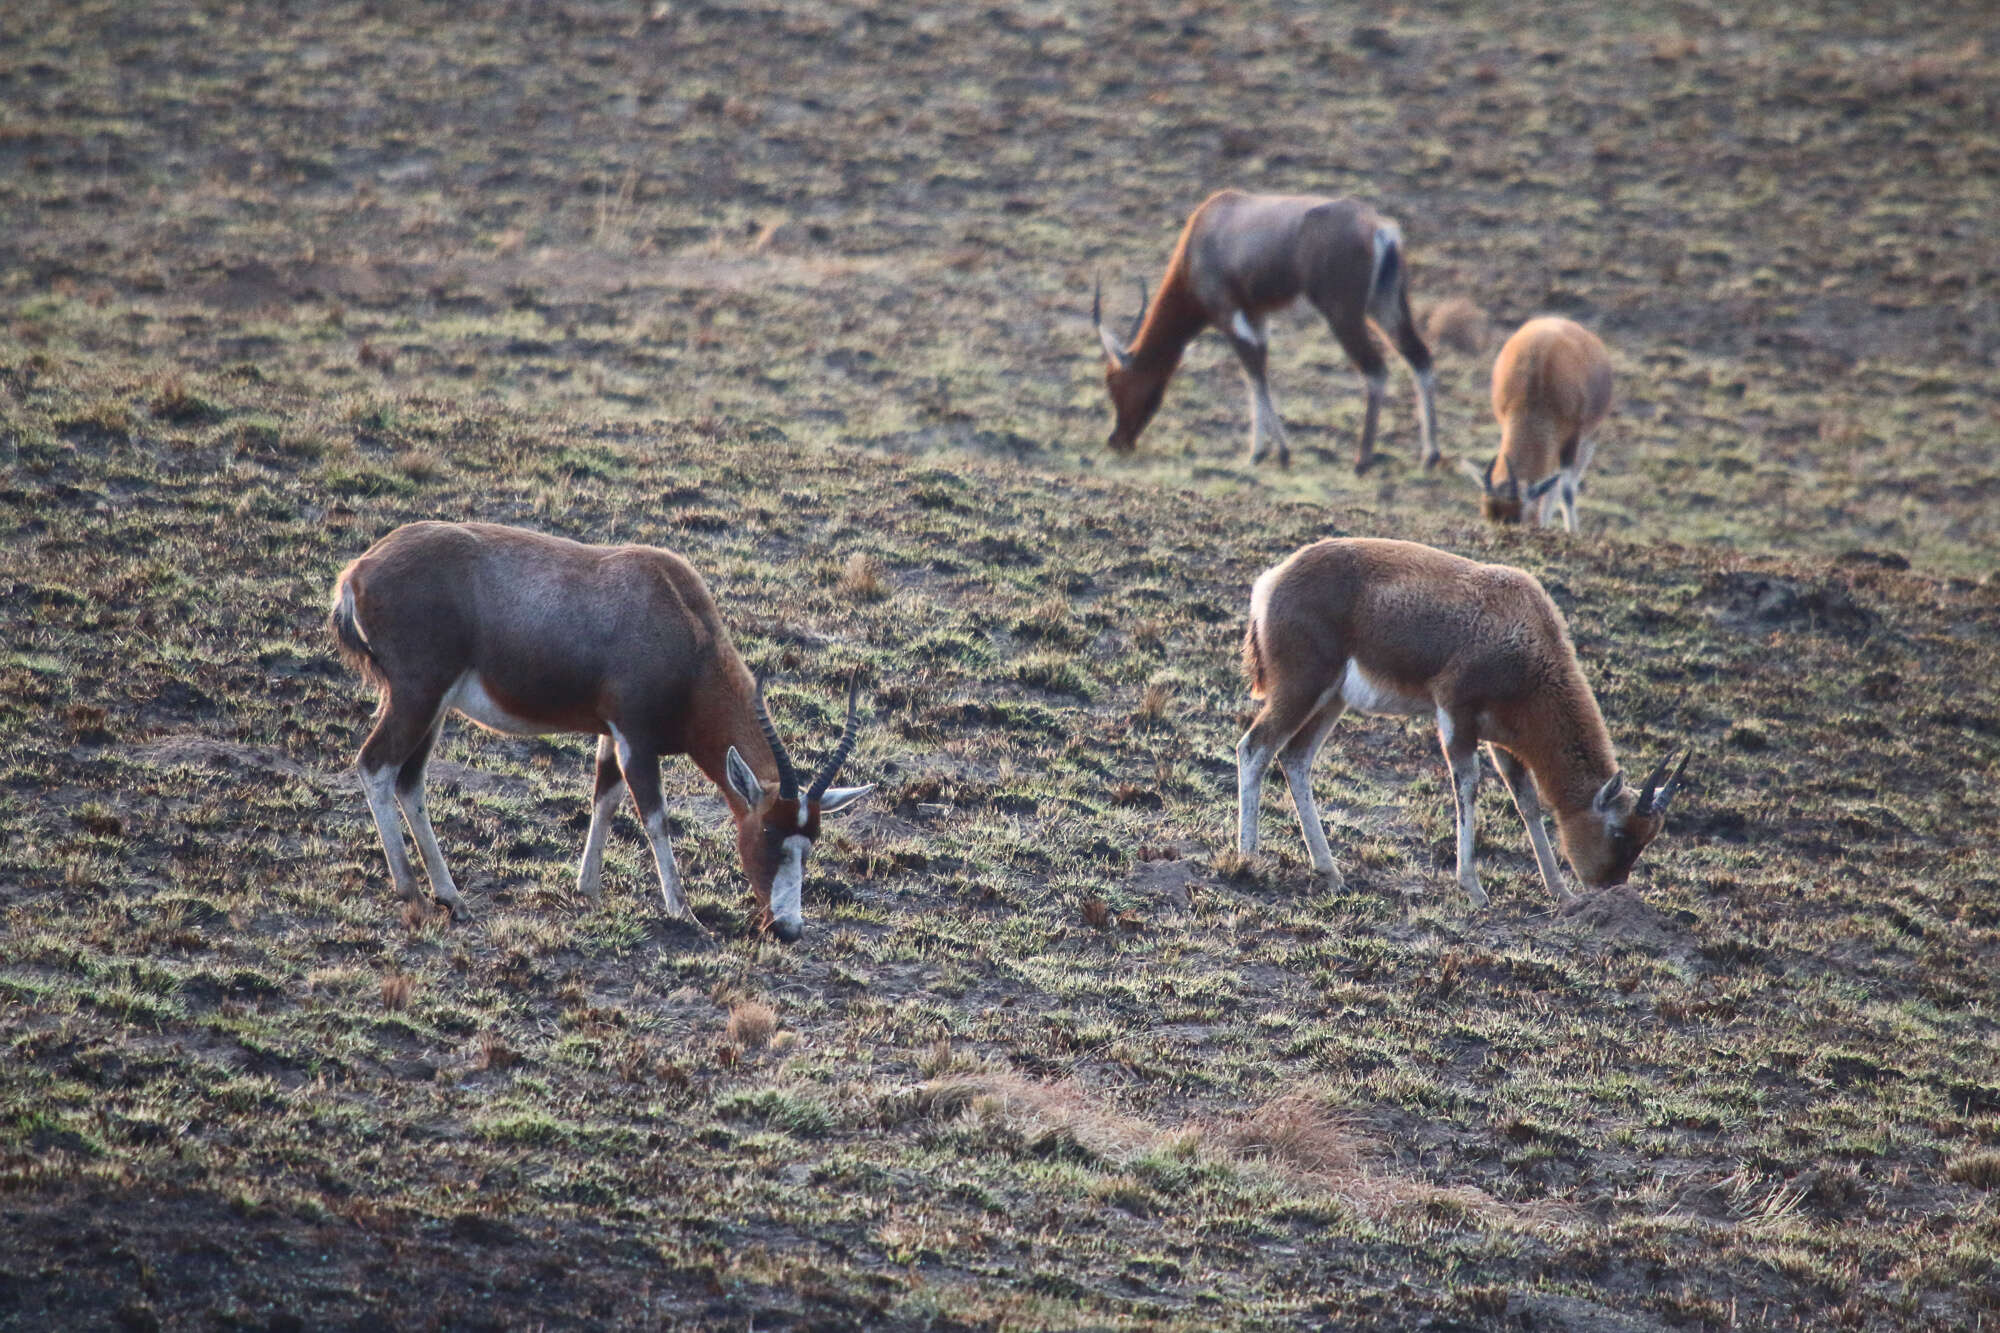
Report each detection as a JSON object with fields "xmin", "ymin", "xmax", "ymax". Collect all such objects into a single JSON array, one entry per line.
[
  {"xmin": 1353, "ymin": 456, "xmax": 1375, "ymax": 477},
  {"xmin": 1421, "ymin": 453, "xmax": 1444, "ymax": 472}
]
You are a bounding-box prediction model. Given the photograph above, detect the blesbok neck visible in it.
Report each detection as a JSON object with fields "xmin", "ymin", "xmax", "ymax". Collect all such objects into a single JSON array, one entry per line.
[
  {"xmin": 1126, "ymin": 261, "xmax": 1208, "ymax": 373},
  {"xmin": 1513, "ymin": 669, "xmax": 1621, "ymax": 818},
  {"xmin": 685, "ymin": 669, "xmax": 785, "ymax": 817}
]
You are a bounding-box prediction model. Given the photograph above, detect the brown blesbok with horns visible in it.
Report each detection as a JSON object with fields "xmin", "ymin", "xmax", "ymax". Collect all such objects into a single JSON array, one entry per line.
[
  {"xmin": 1238, "ymin": 537, "xmax": 1687, "ymax": 905},
  {"xmin": 1093, "ymin": 189, "xmax": 1439, "ymax": 473},
  {"xmin": 328, "ymin": 521, "xmax": 872, "ymax": 941}
]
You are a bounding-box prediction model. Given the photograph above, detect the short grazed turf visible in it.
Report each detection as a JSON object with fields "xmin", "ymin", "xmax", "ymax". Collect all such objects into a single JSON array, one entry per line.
[{"xmin": 2, "ymin": 2, "xmax": 1997, "ymax": 1328}]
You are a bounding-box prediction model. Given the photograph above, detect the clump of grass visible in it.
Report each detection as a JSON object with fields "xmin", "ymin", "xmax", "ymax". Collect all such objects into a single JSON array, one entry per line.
[
  {"xmin": 726, "ymin": 999, "xmax": 777, "ymax": 1049},
  {"xmin": 395, "ymin": 448, "xmax": 446, "ymax": 482},
  {"xmin": 1133, "ymin": 680, "xmax": 1173, "ymax": 728},
  {"xmin": 1014, "ymin": 651, "xmax": 1088, "ymax": 697},
  {"xmin": 148, "ymin": 376, "xmax": 222, "ymax": 425},
  {"xmin": 380, "ymin": 972, "xmax": 413, "ymax": 1011},
  {"xmin": 1947, "ymin": 1151, "xmax": 2000, "ymax": 1189},
  {"xmin": 837, "ymin": 553, "xmax": 887, "ymax": 602},
  {"xmin": 1217, "ymin": 1092, "xmax": 1361, "ymax": 1175},
  {"xmin": 1424, "ymin": 296, "xmax": 1491, "ymax": 358}
]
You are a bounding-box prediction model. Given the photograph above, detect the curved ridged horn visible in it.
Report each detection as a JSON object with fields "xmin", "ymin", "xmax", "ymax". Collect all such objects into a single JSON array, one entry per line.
[
  {"xmin": 1636, "ymin": 750, "xmax": 1690, "ymax": 816},
  {"xmin": 1093, "ymin": 276, "xmax": 1130, "ymax": 369},
  {"xmin": 1128, "ymin": 276, "xmax": 1150, "ymax": 344},
  {"xmin": 752, "ymin": 675, "xmax": 800, "ymax": 800},
  {"xmin": 808, "ymin": 671, "xmax": 862, "ymax": 804}
]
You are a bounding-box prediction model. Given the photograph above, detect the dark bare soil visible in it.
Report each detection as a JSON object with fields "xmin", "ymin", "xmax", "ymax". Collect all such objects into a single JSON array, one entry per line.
[{"xmin": 3, "ymin": 2, "xmax": 1998, "ymax": 1329}]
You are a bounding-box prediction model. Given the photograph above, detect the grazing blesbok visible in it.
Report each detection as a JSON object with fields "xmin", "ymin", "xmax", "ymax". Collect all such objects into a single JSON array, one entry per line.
[
  {"xmin": 328, "ymin": 521, "xmax": 873, "ymax": 941},
  {"xmin": 1093, "ymin": 188, "xmax": 1439, "ymax": 473},
  {"xmin": 1237, "ymin": 538, "xmax": 1687, "ymax": 905},
  {"xmin": 1459, "ymin": 316, "xmax": 1613, "ymax": 531}
]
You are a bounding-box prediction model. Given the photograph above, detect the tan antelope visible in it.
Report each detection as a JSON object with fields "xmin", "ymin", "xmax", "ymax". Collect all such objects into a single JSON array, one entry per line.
[
  {"xmin": 1459, "ymin": 316, "xmax": 1613, "ymax": 531},
  {"xmin": 1093, "ymin": 188, "xmax": 1439, "ymax": 473},
  {"xmin": 328, "ymin": 521, "xmax": 873, "ymax": 941},
  {"xmin": 1237, "ymin": 538, "xmax": 1686, "ymax": 905}
]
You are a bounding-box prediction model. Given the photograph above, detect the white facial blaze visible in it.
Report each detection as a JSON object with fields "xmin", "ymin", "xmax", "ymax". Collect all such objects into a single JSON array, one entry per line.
[{"xmin": 770, "ymin": 834, "xmax": 810, "ymax": 927}]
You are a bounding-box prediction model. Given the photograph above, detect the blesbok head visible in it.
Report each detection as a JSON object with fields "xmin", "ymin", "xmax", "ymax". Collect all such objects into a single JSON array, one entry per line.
[
  {"xmin": 1559, "ymin": 750, "xmax": 1690, "ymax": 888},
  {"xmin": 1458, "ymin": 456, "xmax": 1560, "ymax": 525},
  {"xmin": 722, "ymin": 675, "xmax": 873, "ymax": 942},
  {"xmin": 1094, "ymin": 277, "xmax": 1163, "ymax": 452}
]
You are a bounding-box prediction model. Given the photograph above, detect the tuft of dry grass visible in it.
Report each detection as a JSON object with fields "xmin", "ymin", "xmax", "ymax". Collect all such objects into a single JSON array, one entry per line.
[
  {"xmin": 1424, "ymin": 297, "xmax": 1491, "ymax": 358},
  {"xmin": 726, "ymin": 999, "xmax": 778, "ymax": 1049},
  {"xmin": 837, "ymin": 552, "xmax": 887, "ymax": 602},
  {"xmin": 1216, "ymin": 1091, "xmax": 1363, "ymax": 1176},
  {"xmin": 380, "ymin": 972, "xmax": 414, "ymax": 1011},
  {"xmin": 1134, "ymin": 680, "xmax": 1172, "ymax": 728},
  {"xmin": 1946, "ymin": 1151, "xmax": 2000, "ymax": 1189}
]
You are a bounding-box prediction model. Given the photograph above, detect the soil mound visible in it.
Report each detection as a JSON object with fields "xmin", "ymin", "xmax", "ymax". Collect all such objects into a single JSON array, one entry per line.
[{"xmin": 1697, "ymin": 571, "xmax": 1876, "ymax": 640}]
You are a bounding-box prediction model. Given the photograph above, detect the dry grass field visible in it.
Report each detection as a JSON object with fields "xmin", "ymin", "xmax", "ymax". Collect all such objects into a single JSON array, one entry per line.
[{"xmin": 3, "ymin": 2, "xmax": 1998, "ymax": 1328}]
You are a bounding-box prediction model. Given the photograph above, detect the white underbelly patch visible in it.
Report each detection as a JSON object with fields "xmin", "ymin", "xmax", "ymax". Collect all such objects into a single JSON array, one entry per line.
[
  {"xmin": 445, "ymin": 672, "xmax": 562, "ymax": 737},
  {"xmin": 1339, "ymin": 660, "xmax": 1428, "ymax": 717}
]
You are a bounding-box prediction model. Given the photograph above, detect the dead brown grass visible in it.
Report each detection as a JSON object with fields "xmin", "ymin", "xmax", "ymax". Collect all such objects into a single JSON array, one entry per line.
[
  {"xmin": 379, "ymin": 972, "xmax": 413, "ymax": 1011},
  {"xmin": 1425, "ymin": 297, "xmax": 1492, "ymax": 358},
  {"xmin": 726, "ymin": 999, "xmax": 778, "ymax": 1049}
]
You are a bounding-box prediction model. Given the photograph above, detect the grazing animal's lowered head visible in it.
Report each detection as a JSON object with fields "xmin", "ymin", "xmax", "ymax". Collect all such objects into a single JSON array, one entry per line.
[
  {"xmin": 1094, "ymin": 277, "xmax": 1166, "ymax": 453},
  {"xmin": 723, "ymin": 675, "xmax": 873, "ymax": 942}
]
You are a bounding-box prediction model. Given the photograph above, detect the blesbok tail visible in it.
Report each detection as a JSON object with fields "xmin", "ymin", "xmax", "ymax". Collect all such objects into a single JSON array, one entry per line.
[
  {"xmin": 1242, "ymin": 618, "xmax": 1268, "ymax": 700},
  {"xmin": 1366, "ymin": 221, "xmax": 1404, "ymax": 319},
  {"xmin": 328, "ymin": 572, "xmax": 385, "ymax": 687}
]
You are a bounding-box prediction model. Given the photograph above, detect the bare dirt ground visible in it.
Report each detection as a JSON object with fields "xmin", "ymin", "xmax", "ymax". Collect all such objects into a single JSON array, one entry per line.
[{"xmin": 3, "ymin": 2, "xmax": 1999, "ymax": 1328}]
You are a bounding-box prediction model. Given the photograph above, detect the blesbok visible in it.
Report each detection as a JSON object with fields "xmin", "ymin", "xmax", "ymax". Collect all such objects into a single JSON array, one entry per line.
[
  {"xmin": 1237, "ymin": 538, "xmax": 1687, "ymax": 905},
  {"xmin": 1459, "ymin": 316, "xmax": 1613, "ymax": 531},
  {"xmin": 1093, "ymin": 189, "xmax": 1439, "ymax": 473},
  {"xmin": 327, "ymin": 521, "xmax": 873, "ymax": 941}
]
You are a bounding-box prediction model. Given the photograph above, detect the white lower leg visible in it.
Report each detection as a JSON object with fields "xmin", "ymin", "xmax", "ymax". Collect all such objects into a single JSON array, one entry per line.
[
  {"xmin": 1415, "ymin": 366, "xmax": 1439, "ymax": 464},
  {"xmin": 640, "ymin": 809, "xmax": 691, "ymax": 921},
  {"xmin": 1281, "ymin": 756, "xmax": 1338, "ymax": 877},
  {"xmin": 1237, "ymin": 734, "xmax": 1274, "ymax": 854},
  {"xmin": 575, "ymin": 781, "xmax": 623, "ymax": 899},
  {"xmin": 1450, "ymin": 758, "xmax": 1487, "ymax": 907},
  {"xmin": 360, "ymin": 766, "xmax": 421, "ymax": 901},
  {"xmin": 397, "ymin": 783, "xmax": 467, "ymax": 915}
]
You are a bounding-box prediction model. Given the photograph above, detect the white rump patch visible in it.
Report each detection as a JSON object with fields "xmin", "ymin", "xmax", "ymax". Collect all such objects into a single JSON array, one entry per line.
[
  {"xmin": 446, "ymin": 672, "xmax": 561, "ymax": 737},
  {"xmin": 1339, "ymin": 660, "xmax": 1428, "ymax": 717}
]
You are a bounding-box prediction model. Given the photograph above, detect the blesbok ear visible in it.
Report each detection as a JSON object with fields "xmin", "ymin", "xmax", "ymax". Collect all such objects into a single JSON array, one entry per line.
[
  {"xmin": 1592, "ymin": 773, "xmax": 1624, "ymax": 816},
  {"xmin": 1456, "ymin": 457, "xmax": 1492, "ymax": 491},
  {"xmin": 815, "ymin": 784, "xmax": 875, "ymax": 817},
  {"xmin": 1526, "ymin": 475, "xmax": 1562, "ymax": 501},
  {"xmin": 724, "ymin": 746, "xmax": 765, "ymax": 807}
]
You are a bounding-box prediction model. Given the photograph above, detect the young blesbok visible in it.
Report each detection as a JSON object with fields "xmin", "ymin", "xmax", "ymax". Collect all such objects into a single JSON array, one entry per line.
[
  {"xmin": 1093, "ymin": 188, "xmax": 1439, "ymax": 473},
  {"xmin": 328, "ymin": 521, "xmax": 873, "ymax": 941},
  {"xmin": 1459, "ymin": 317, "xmax": 1613, "ymax": 531},
  {"xmin": 1237, "ymin": 538, "xmax": 1687, "ymax": 905}
]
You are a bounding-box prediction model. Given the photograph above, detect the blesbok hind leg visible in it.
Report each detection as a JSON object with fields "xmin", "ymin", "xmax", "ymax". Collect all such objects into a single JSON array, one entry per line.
[
  {"xmin": 1488, "ymin": 744, "xmax": 1571, "ymax": 903},
  {"xmin": 1278, "ymin": 698, "xmax": 1347, "ymax": 881},
  {"xmin": 355, "ymin": 684, "xmax": 456, "ymax": 913},
  {"xmin": 1238, "ymin": 672, "xmax": 1333, "ymax": 858},
  {"xmin": 1329, "ymin": 315, "xmax": 1390, "ymax": 474},
  {"xmin": 575, "ymin": 731, "xmax": 624, "ymax": 902},
  {"xmin": 609, "ymin": 725, "xmax": 699, "ymax": 928},
  {"xmin": 1381, "ymin": 288, "xmax": 1440, "ymax": 469},
  {"xmin": 1437, "ymin": 708, "xmax": 1489, "ymax": 907},
  {"xmin": 1227, "ymin": 313, "xmax": 1289, "ymax": 466},
  {"xmin": 391, "ymin": 712, "xmax": 470, "ymax": 919}
]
